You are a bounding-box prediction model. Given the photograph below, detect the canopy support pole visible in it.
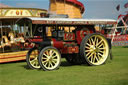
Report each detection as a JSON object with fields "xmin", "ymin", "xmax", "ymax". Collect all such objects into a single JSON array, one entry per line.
[
  {"xmin": 29, "ymin": 23, "xmax": 32, "ymax": 37},
  {"xmin": 111, "ymin": 24, "xmax": 117, "ymax": 44},
  {"xmin": 0, "ymin": 20, "xmax": 4, "ymax": 53}
]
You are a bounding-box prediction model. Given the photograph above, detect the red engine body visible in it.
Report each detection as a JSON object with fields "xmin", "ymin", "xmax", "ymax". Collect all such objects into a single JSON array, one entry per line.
[{"xmin": 27, "ymin": 27, "xmax": 95, "ymax": 54}]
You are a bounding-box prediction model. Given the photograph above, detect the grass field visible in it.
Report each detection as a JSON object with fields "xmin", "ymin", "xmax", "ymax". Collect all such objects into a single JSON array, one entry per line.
[{"xmin": 0, "ymin": 47, "xmax": 128, "ymax": 85}]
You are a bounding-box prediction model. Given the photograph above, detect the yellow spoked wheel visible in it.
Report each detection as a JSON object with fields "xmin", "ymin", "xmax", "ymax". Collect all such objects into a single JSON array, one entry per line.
[
  {"xmin": 80, "ymin": 33, "xmax": 109, "ymax": 66},
  {"xmin": 26, "ymin": 47, "xmax": 40, "ymax": 69},
  {"xmin": 38, "ymin": 46, "xmax": 61, "ymax": 71}
]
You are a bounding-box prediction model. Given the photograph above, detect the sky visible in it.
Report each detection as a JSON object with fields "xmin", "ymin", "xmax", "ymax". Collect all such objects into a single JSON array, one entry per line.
[{"xmin": 0, "ymin": 0, "xmax": 128, "ymax": 19}]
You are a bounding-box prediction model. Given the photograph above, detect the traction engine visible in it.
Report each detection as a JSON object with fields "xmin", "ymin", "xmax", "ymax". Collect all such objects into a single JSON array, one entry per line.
[{"xmin": 26, "ymin": 25, "xmax": 110, "ymax": 71}]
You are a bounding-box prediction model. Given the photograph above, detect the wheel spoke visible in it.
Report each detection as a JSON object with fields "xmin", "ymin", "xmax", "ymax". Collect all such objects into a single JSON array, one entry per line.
[
  {"xmin": 86, "ymin": 43, "xmax": 91, "ymax": 47},
  {"xmin": 43, "ymin": 53, "xmax": 49, "ymax": 58},
  {"xmin": 50, "ymin": 62, "xmax": 54, "ymax": 67},
  {"xmin": 94, "ymin": 36, "xmax": 97, "ymax": 43},
  {"xmin": 85, "ymin": 46, "xmax": 91, "ymax": 49},
  {"xmin": 93, "ymin": 36, "xmax": 97, "ymax": 46},
  {"xmin": 42, "ymin": 57, "xmax": 47, "ymax": 59},
  {"xmin": 52, "ymin": 59, "xmax": 57, "ymax": 64},
  {"xmin": 30, "ymin": 59, "xmax": 37, "ymax": 66},
  {"xmin": 52, "ymin": 59, "xmax": 57, "ymax": 65},
  {"xmin": 99, "ymin": 50, "xmax": 104, "ymax": 53},
  {"xmin": 95, "ymin": 37, "xmax": 99, "ymax": 47},
  {"xmin": 95, "ymin": 53, "xmax": 99, "ymax": 62},
  {"xmin": 88, "ymin": 38, "xmax": 92, "ymax": 44},
  {"xmin": 91, "ymin": 38, "xmax": 94, "ymax": 45},
  {"xmin": 91, "ymin": 54, "xmax": 94, "ymax": 63},
  {"xmin": 35, "ymin": 61, "xmax": 39, "ymax": 66},
  {"xmin": 52, "ymin": 58, "xmax": 57, "ymax": 62},
  {"xmin": 85, "ymin": 49, "xmax": 91, "ymax": 52},
  {"xmin": 98, "ymin": 53, "xmax": 103, "ymax": 58},
  {"xmin": 96, "ymin": 39, "xmax": 103, "ymax": 47},
  {"xmin": 44, "ymin": 61, "xmax": 48, "ymax": 66},
  {"xmin": 42, "ymin": 60, "xmax": 47, "ymax": 64},
  {"xmin": 93, "ymin": 53, "xmax": 96, "ymax": 63},
  {"xmin": 50, "ymin": 50, "xmax": 55, "ymax": 56},
  {"xmin": 87, "ymin": 51, "xmax": 94, "ymax": 59},
  {"xmin": 49, "ymin": 50, "xmax": 53, "ymax": 56},
  {"xmin": 52, "ymin": 55, "xmax": 57, "ymax": 59},
  {"xmin": 48, "ymin": 61, "xmax": 51, "ymax": 67},
  {"xmin": 30, "ymin": 57, "xmax": 37, "ymax": 61},
  {"xmin": 97, "ymin": 53, "xmax": 101, "ymax": 60},
  {"xmin": 99, "ymin": 47, "xmax": 106, "ymax": 50},
  {"xmin": 98, "ymin": 43, "xmax": 104, "ymax": 48},
  {"xmin": 86, "ymin": 51, "xmax": 92, "ymax": 57},
  {"xmin": 46, "ymin": 50, "xmax": 50, "ymax": 56},
  {"xmin": 30, "ymin": 59, "xmax": 35, "ymax": 64}
]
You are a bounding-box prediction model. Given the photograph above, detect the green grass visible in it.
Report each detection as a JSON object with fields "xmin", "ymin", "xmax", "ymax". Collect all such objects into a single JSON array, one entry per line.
[{"xmin": 0, "ymin": 47, "xmax": 128, "ymax": 85}]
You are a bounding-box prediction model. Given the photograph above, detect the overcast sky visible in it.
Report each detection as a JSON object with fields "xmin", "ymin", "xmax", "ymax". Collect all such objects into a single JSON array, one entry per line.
[{"xmin": 0, "ymin": 0, "xmax": 128, "ymax": 19}]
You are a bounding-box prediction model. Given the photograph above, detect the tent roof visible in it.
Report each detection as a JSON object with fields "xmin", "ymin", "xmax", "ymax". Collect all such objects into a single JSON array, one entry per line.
[{"xmin": 17, "ymin": 17, "xmax": 117, "ymax": 26}]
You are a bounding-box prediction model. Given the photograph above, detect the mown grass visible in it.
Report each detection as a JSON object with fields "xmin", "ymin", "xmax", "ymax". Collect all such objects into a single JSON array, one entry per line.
[{"xmin": 0, "ymin": 47, "xmax": 128, "ymax": 85}]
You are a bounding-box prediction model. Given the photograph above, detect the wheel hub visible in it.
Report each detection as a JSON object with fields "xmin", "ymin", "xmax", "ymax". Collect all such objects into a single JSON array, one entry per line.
[
  {"xmin": 90, "ymin": 45, "xmax": 96, "ymax": 52},
  {"xmin": 48, "ymin": 57, "xmax": 52, "ymax": 61}
]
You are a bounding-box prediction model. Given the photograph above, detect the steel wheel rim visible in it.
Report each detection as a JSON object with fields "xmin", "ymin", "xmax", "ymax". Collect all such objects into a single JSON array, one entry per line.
[
  {"xmin": 29, "ymin": 49, "xmax": 40, "ymax": 68},
  {"xmin": 85, "ymin": 35, "xmax": 109, "ymax": 65},
  {"xmin": 41, "ymin": 48, "xmax": 60, "ymax": 70}
]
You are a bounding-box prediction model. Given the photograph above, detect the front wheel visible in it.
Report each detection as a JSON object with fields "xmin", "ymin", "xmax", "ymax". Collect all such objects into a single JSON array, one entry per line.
[
  {"xmin": 80, "ymin": 33, "xmax": 110, "ymax": 66},
  {"xmin": 38, "ymin": 46, "xmax": 61, "ymax": 71},
  {"xmin": 26, "ymin": 47, "xmax": 40, "ymax": 69}
]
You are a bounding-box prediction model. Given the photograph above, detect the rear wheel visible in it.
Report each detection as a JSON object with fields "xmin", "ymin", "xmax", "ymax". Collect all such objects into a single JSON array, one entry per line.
[
  {"xmin": 26, "ymin": 47, "xmax": 40, "ymax": 69},
  {"xmin": 38, "ymin": 46, "xmax": 61, "ymax": 71},
  {"xmin": 80, "ymin": 33, "xmax": 110, "ymax": 66}
]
